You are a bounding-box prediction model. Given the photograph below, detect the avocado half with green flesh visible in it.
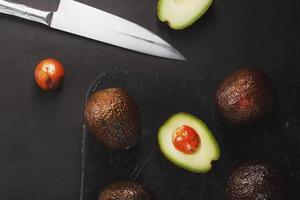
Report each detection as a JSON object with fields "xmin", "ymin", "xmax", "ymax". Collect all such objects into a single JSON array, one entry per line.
[
  {"xmin": 98, "ymin": 181, "xmax": 154, "ymax": 200},
  {"xmin": 157, "ymin": 0, "xmax": 213, "ymax": 30},
  {"xmin": 85, "ymin": 88, "xmax": 141, "ymax": 150},
  {"xmin": 158, "ymin": 113, "xmax": 220, "ymax": 173}
]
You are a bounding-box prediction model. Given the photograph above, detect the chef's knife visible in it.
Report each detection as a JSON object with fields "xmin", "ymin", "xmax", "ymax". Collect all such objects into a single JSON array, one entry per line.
[{"xmin": 0, "ymin": 0, "xmax": 185, "ymax": 60}]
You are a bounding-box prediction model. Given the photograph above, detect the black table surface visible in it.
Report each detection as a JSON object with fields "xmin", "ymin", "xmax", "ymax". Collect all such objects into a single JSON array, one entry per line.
[{"xmin": 0, "ymin": 0, "xmax": 299, "ymax": 199}]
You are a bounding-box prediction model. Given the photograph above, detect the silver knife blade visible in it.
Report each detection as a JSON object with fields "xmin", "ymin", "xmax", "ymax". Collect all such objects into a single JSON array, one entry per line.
[{"xmin": 50, "ymin": 0, "xmax": 185, "ymax": 60}]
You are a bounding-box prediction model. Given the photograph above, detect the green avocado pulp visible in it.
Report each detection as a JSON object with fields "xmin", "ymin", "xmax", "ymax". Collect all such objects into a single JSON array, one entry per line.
[{"xmin": 158, "ymin": 0, "xmax": 213, "ymax": 29}]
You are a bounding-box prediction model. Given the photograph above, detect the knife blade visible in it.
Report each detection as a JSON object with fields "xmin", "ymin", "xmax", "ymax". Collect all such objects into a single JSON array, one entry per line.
[{"xmin": 0, "ymin": 0, "xmax": 185, "ymax": 60}]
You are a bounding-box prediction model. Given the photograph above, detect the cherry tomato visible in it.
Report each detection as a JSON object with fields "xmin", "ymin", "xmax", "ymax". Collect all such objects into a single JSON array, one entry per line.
[
  {"xmin": 34, "ymin": 58, "xmax": 65, "ymax": 91},
  {"xmin": 172, "ymin": 125, "xmax": 200, "ymax": 154}
]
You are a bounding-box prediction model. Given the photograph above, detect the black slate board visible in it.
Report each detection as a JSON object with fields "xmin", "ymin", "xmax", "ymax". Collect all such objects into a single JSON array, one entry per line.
[{"xmin": 81, "ymin": 68, "xmax": 300, "ymax": 200}]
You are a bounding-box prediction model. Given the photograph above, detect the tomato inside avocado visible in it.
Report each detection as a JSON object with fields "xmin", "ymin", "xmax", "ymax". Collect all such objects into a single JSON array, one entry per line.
[{"xmin": 158, "ymin": 113, "xmax": 220, "ymax": 173}]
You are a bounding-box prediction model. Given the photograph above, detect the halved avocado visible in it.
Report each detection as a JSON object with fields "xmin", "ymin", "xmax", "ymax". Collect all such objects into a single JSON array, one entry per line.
[
  {"xmin": 158, "ymin": 113, "xmax": 220, "ymax": 173},
  {"xmin": 157, "ymin": 0, "xmax": 213, "ymax": 30}
]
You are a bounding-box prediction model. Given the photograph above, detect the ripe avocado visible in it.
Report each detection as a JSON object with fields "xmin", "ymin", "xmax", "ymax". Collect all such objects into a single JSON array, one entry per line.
[
  {"xmin": 85, "ymin": 88, "xmax": 141, "ymax": 150},
  {"xmin": 227, "ymin": 161, "xmax": 286, "ymax": 200},
  {"xmin": 157, "ymin": 0, "xmax": 213, "ymax": 30},
  {"xmin": 98, "ymin": 181, "xmax": 154, "ymax": 200},
  {"xmin": 158, "ymin": 113, "xmax": 220, "ymax": 173},
  {"xmin": 215, "ymin": 68, "xmax": 273, "ymax": 124}
]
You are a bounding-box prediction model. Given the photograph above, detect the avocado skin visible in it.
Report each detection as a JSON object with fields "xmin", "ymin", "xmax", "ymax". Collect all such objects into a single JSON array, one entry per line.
[
  {"xmin": 85, "ymin": 88, "xmax": 141, "ymax": 150},
  {"xmin": 227, "ymin": 161, "xmax": 286, "ymax": 200},
  {"xmin": 98, "ymin": 181, "xmax": 154, "ymax": 200},
  {"xmin": 215, "ymin": 68, "xmax": 272, "ymax": 124}
]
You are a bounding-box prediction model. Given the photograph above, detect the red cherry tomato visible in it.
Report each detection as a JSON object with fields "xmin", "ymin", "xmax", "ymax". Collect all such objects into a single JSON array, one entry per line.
[
  {"xmin": 172, "ymin": 125, "xmax": 201, "ymax": 154},
  {"xmin": 34, "ymin": 58, "xmax": 65, "ymax": 91}
]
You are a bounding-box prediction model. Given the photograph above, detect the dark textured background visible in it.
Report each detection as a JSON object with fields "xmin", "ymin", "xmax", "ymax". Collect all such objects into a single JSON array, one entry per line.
[{"xmin": 0, "ymin": 0, "xmax": 299, "ymax": 199}]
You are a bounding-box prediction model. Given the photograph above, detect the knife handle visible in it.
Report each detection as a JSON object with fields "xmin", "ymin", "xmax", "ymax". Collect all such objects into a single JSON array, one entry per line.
[{"xmin": 0, "ymin": 0, "xmax": 53, "ymax": 25}]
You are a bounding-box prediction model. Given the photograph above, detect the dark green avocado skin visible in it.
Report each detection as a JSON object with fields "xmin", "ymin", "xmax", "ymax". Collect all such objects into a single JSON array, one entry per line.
[
  {"xmin": 215, "ymin": 68, "xmax": 273, "ymax": 124},
  {"xmin": 85, "ymin": 88, "xmax": 141, "ymax": 150},
  {"xmin": 98, "ymin": 181, "xmax": 155, "ymax": 200},
  {"xmin": 226, "ymin": 161, "xmax": 286, "ymax": 200}
]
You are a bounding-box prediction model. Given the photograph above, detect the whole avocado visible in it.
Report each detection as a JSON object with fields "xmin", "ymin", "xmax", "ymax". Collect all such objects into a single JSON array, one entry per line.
[
  {"xmin": 85, "ymin": 88, "xmax": 141, "ymax": 150},
  {"xmin": 227, "ymin": 161, "xmax": 286, "ymax": 200},
  {"xmin": 98, "ymin": 181, "xmax": 154, "ymax": 200},
  {"xmin": 215, "ymin": 68, "xmax": 272, "ymax": 124}
]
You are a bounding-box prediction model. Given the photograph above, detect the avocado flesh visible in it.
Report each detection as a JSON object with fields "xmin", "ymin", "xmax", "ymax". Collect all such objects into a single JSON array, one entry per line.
[
  {"xmin": 98, "ymin": 181, "xmax": 154, "ymax": 200},
  {"xmin": 158, "ymin": 0, "xmax": 213, "ymax": 29},
  {"xmin": 158, "ymin": 113, "xmax": 220, "ymax": 173}
]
